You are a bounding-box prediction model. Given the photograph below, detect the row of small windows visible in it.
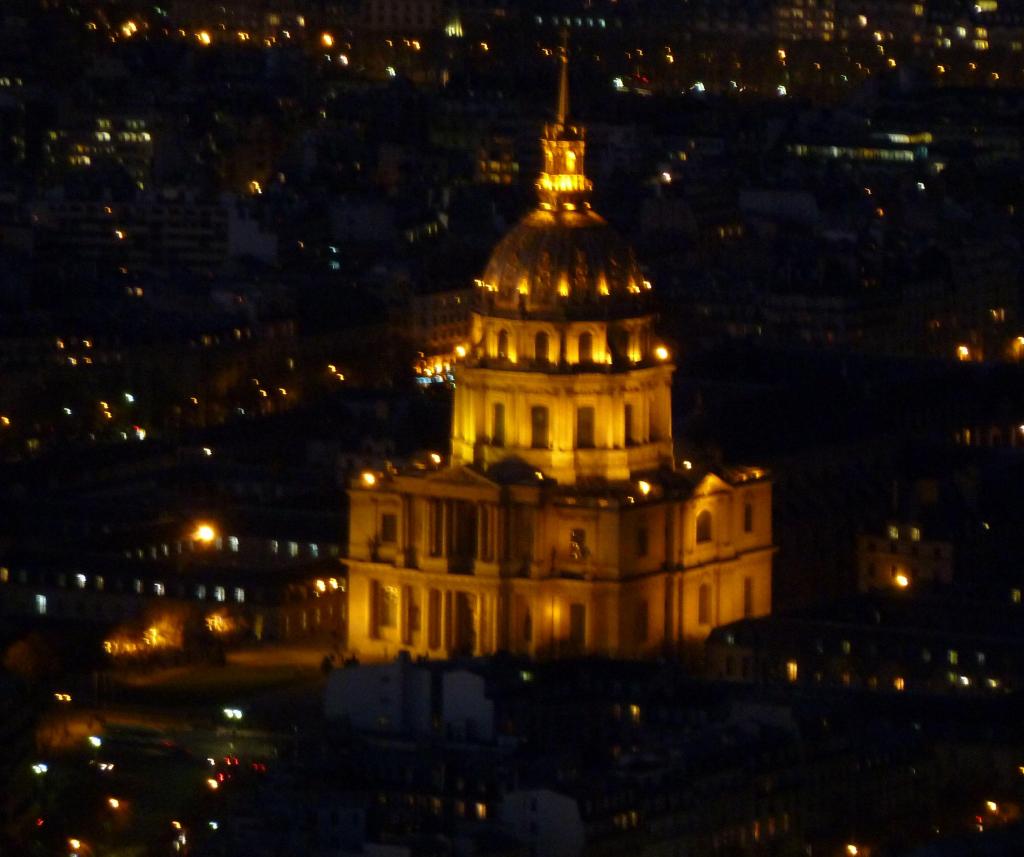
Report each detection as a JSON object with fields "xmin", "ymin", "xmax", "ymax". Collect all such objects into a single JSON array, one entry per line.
[
  {"xmin": 490, "ymin": 402, "xmax": 656, "ymax": 449},
  {"xmin": 127, "ymin": 538, "xmax": 331, "ymax": 560},
  {"xmin": 496, "ymin": 330, "xmax": 597, "ymax": 363}
]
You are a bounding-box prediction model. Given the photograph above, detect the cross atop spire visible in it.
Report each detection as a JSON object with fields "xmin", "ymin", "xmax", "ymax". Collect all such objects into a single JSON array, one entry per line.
[{"xmin": 556, "ymin": 31, "xmax": 570, "ymax": 127}]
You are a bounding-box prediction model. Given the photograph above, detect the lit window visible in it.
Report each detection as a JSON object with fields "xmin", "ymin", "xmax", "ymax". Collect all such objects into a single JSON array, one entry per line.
[
  {"xmin": 698, "ymin": 583, "xmax": 711, "ymax": 624},
  {"xmin": 841, "ymin": 640, "xmax": 852, "ymax": 654},
  {"xmin": 1012, "ymin": 588, "xmax": 1021, "ymax": 604},
  {"xmin": 894, "ymin": 676, "xmax": 905, "ymax": 691},
  {"xmin": 35, "ymin": 594, "xmax": 47, "ymax": 615},
  {"xmin": 234, "ymin": 587, "xmax": 245, "ymax": 603},
  {"xmin": 381, "ymin": 515, "xmax": 397, "ymax": 544},
  {"xmin": 288, "ymin": 541, "xmax": 299, "ymax": 557},
  {"xmin": 154, "ymin": 582, "xmax": 165, "ymax": 596},
  {"xmin": 910, "ymin": 527, "xmax": 921, "ymax": 542},
  {"xmin": 228, "ymin": 536, "xmax": 239, "ymax": 552},
  {"xmin": 95, "ymin": 576, "xmax": 104, "ymax": 591},
  {"xmin": 270, "ymin": 540, "xmax": 279, "ymax": 554},
  {"xmin": 786, "ymin": 660, "xmax": 798, "ymax": 682},
  {"xmin": 948, "ymin": 649, "xmax": 958, "ymax": 665},
  {"xmin": 0, "ymin": 567, "xmax": 7, "ymax": 583},
  {"xmin": 196, "ymin": 584, "xmax": 206, "ymax": 600},
  {"xmin": 133, "ymin": 579, "xmax": 143, "ymax": 593},
  {"xmin": 696, "ymin": 510, "xmax": 713, "ymax": 544},
  {"xmin": 887, "ymin": 524, "xmax": 899, "ymax": 540},
  {"xmin": 309, "ymin": 543, "xmax": 319, "ymax": 558},
  {"xmin": 75, "ymin": 573, "xmax": 87, "ymax": 589},
  {"xmin": 214, "ymin": 586, "xmax": 226, "ymax": 602}
]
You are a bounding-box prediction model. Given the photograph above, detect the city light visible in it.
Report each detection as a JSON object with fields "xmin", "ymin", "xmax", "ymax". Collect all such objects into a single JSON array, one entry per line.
[
  {"xmin": 894, "ymin": 573, "xmax": 910, "ymax": 588},
  {"xmin": 193, "ymin": 524, "xmax": 216, "ymax": 543},
  {"xmin": 223, "ymin": 707, "xmax": 243, "ymax": 720},
  {"xmin": 361, "ymin": 471, "xmax": 377, "ymax": 487},
  {"xmin": 108, "ymin": 797, "xmax": 121, "ymax": 809},
  {"xmin": 31, "ymin": 763, "xmax": 48, "ymax": 775},
  {"xmin": 655, "ymin": 346, "xmax": 670, "ymax": 361},
  {"xmin": 88, "ymin": 736, "xmax": 102, "ymax": 748},
  {"xmin": 321, "ymin": 33, "xmax": 334, "ymax": 48}
]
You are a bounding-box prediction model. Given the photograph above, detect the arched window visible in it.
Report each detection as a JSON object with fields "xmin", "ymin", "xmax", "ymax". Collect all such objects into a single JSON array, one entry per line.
[
  {"xmin": 497, "ymin": 330, "xmax": 509, "ymax": 359},
  {"xmin": 698, "ymin": 583, "xmax": 711, "ymax": 625},
  {"xmin": 531, "ymin": 406, "xmax": 549, "ymax": 449},
  {"xmin": 535, "ymin": 331, "xmax": 550, "ymax": 364},
  {"xmin": 565, "ymin": 150, "xmax": 576, "ymax": 172},
  {"xmin": 578, "ymin": 332, "xmax": 593, "ymax": 364},
  {"xmin": 696, "ymin": 509, "xmax": 713, "ymax": 544}
]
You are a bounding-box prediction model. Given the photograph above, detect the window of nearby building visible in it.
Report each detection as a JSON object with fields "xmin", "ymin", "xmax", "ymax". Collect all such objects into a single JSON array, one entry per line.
[
  {"xmin": 492, "ymin": 402, "xmax": 506, "ymax": 447},
  {"xmin": 698, "ymin": 583, "xmax": 711, "ymax": 624},
  {"xmin": 569, "ymin": 603, "xmax": 586, "ymax": 649},
  {"xmin": 196, "ymin": 584, "xmax": 206, "ymax": 600},
  {"xmin": 428, "ymin": 589, "xmax": 441, "ymax": 648},
  {"xmin": 235, "ymin": 587, "xmax": 245, "ymax": 603},
  {"xmin": 133, "ymin": 579, "xmax": 142, "ymax": 594},
  {"xmin": 1012, "ymin": 588, "xmax": 1021, "ymax": 604},
  {"xmin": 378, "ymin": 583, "xmax": 398, "ymax": 628},
  {"xmin": 95, "ymin": 576, "xmax": 104, "ymax": 591},
  {"xmin": 153, "ymin": 582, "xmax": 165, "ymax": 596},
  {"xmin": 786, "ymin": 660, "xmax": 798, "ymax": 682},
  {"xmin": 214, "ymin": 586, "xmax": 226, "ymax": 602},
  {"xmin": 910, "ymin": 526, "xmax": 921, "ymax": 541},
  {"xmin": 578, "ymin": 332, "xmax": 593, "ymax": 363},
  {"xmin": 535, "ymin": 331, "xmax": 550, "ymax": 363},
  {"xmin": 35, "ymin": 594, "xmax": 46, "ymax": 615},
  {"xmin": 270, "ymin": 540, "xmax": 279, "ymax": 555},
  {"xmin": 569, "ymin": 528, "xmax": 587, "ymax": 560},
  {"xmin": 948, "ymin": 649, "xmax": 958, "ymax": 665},
  {"xmin": 531, "ymin": 405, "xmax": 549, "ymax": 449},
  {"xmin": 624, "ymin": 403, "xmax": 635, "ymax": 445},
  {"xmin": 696, "ymin": 509, "xmax": 713, "ymax": 544},
  {"xmin": 288, "ymin": 541, "xmax": 299, "ymax": 557},
  {"xmin": 887, "ymin": 524, "xmax": 899, "ymax": 540},
  {"xmin": 744, "ymin": 502, "xmax": 754, "ymax": 533},
  {"xmin": 743, "ymin": 577, "xmax": 754, "ymax": 618},
  {"xmin": 309, "ymin": 543, "xmax": 319, "ymax": 559},
  {"xmin": 0, "ymin": 567, "xmax": 7, "ymax": 583},
  {"xmin": 429, "ymin": 500, "xmax": 443, "ymax": 557},
  {"xmin": 636, "ymin": 524, "xmax": 648, "ymax": 558},
  {"xmin": 636, "ymin": 600, "xmax": 649, "ymax": 642},
  {"xmin": 75, "ymin": 573, "xmax": 86, "ymax": 589},
  {"xmin": 228, "ymin": 536, "xmax": 239, "ymax": 552},
  {"xmin": 576, "ymin": 406, "xmax": 595, "ymax": 448},
  {"xmin": 841, "ymin": 639, "xmax": 852, "ymax": 655},
  {"xmin": 381, "ymin": 514, "xmax": 397, "ymax": 543},
  {"xmin": 497, "ymin": 329, "xmax": 509, "ymax": 359}
]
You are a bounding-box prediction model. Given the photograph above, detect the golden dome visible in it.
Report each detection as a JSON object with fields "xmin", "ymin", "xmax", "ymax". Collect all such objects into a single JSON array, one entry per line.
[{"xmin": 480, "ymin": 208, "xmax": 646, "ymax": 314}]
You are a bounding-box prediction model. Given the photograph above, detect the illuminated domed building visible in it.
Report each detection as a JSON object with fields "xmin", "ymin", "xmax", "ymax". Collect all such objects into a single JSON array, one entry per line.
[{"xmin": 345, "ymin": 51, "xmax": 773, "ymax": 660}]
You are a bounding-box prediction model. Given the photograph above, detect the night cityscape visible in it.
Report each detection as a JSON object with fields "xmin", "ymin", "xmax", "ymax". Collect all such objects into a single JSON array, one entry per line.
[{"xmin": 2, "ymin": 1, "xmax": 1024, "ymax": 855}]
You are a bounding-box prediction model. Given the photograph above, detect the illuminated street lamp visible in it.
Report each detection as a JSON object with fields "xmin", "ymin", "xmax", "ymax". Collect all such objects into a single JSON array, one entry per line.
[
  {"xmin": 894, "ymin": 573, "xmax": 910, "ymax": 589},
  {"xmin": 193, "ymin": 524, "xmax": 217, "ymax": 544}
]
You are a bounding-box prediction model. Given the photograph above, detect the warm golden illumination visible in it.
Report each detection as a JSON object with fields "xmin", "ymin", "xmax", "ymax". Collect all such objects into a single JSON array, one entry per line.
[
  {"xmin": 894, "ymin": 572, "xmax": 910, "ymax": 589},
  {"xmin": 430, "ymin": 452, "xmax": 442, "ymax": 465},
  {"xmin": 361, "ymin": 471, "xmax": 377, "ymax": 487},
  {"xmin": 956, "ymin": 344, "xmax": 971, "ymax": 361},
  {"xmin": 108, "ymin": 797, "xmax": 121, "ymax": 809},
  {"xmin": 196, "ymin": 30, "xmax": 212, "ymax": 45},
  {"xmin": 315, "ymin": 579, "xmax": 327, "ymax": 593},
  {"xmin": 321, "ymin": 32, "xmax": 334, "ymax": 47},
  {"xmin": 846, "ymin": 846, "xmax": 859, "ymax": 857},
  {"xmin": 637, "ymin": 480, "xmax": 651, "ymax": 496},
  {"xmin": 986, "ymin": 800, "xmax": 998, "ymax": 813},
  {"xmin": 193, "ymin": 524, "xmax": 216, "ymax": 544},
  {"xmin": 455, "ymin": 345, "xmax": 467, "ymax": 358},
  {"xmin": 655, "ymin": 345, "xmax": 670, "ymax": 361},
  {"xmin": 786, "ymin": 660, "xmax": 799, "ymax": 682}
]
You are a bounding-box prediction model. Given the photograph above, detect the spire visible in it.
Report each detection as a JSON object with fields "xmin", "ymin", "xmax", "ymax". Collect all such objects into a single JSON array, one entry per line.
[
  {"xmin": 537, "ymin": 33, "xmax": 592, "ymax": 212},
  {"xmin": 556, "ymin": 31, "xmax": 570, "ymax": 127}
]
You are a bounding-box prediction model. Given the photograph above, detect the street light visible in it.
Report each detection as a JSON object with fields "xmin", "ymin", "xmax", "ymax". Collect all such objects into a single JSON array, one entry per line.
[
  {"xmin": 193, "ymin": 524, "xmax": 217, "ymax": 544},
  {"xmin": 87, "ymin": 736, "xmax": 102, "ymax": 748}
]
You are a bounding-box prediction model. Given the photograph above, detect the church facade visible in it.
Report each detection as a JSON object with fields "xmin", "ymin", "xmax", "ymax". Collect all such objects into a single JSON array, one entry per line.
[{"xmin": 346, "ymin": 53, "xmax": 773, "ymax": 661}]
